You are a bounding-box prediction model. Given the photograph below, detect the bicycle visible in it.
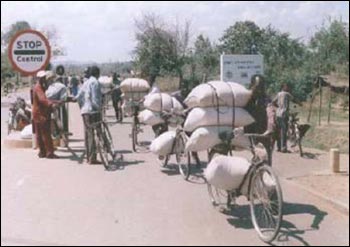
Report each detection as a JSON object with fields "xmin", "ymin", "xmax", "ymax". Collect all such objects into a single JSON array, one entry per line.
[
  {"xmin": 157, "ymin": 111, "xmax": 200, "ymax": 180},
  {"xmin": 207, "ymin": 133, "xmax": 283, "ymax": 243},
  {"xmin": 88, "ymin": 118, "xmax": 122, "ymax": 170},
  {"xmin": 288, "ymin": 112, "xmax": 310, "ymax": 157}
]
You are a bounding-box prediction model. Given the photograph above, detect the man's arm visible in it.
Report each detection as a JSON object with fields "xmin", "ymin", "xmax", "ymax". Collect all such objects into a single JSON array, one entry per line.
[{"xmin": 35, "ymin": 86, "xmax": 54, "ymax": 108}]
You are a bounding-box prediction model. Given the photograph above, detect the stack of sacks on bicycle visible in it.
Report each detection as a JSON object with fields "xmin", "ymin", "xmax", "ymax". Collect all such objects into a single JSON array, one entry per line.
[
  {"xmin": 139, "ymin": 93, "xmax": 184, "ymax": 127},
  {"xmin": 120, "ymin": 78, "xmax": 150, "ymax": 116},
  {"xmin": 184, "ymin": 81, "xmax": 254, "ymax": 152}
]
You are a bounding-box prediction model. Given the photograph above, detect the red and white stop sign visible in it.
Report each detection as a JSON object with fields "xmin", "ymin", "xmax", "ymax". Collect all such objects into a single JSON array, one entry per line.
[{"xmin": 8, "ymin": 30, "xmax": 51, "ymax": 76}]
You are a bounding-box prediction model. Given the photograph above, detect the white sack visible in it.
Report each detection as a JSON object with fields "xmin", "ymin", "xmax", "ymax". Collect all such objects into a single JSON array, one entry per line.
[
  {"xmin": 138, "ymin": 109, "xmax": 164, "ymax": 126},
  {"xmin": 150, "ymin": 130, "xmax": 176, "ymax": 155},
  {"xmin": 122, "ymin": 91, "xmax": 149, "ymax": 101},
  {"xmin": 184, "ymin": 81, "xmax": 252, "ymax": 108},
  {"xmin": 144, "ymin": 93, "xmax": 184, "ymax": 112},
  {"xmin": 184, "ymin": 107, "xmax": 255, "ymax": 132},
  {"xmin": 20, "ymin": 124, "xmax": 32, "ymax": 139},
  {"xmin": 185, "ymin": 127, "xmax": 251, "ymax": 152},
  {"xmin": 120, "ymin": 78, "xmax": 150, "ymax": 93},
  {"xmin": 205, "ymin": 155, "xmax": 251, "ymax": 192}
]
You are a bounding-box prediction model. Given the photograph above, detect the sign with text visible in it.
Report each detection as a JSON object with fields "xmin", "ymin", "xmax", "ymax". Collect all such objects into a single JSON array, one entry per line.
[
  {"xmin": 8, "ymin": 30, "xmax": 51, "ymax": 75},
  {"xmin": 220, "ymin": 54, "xmax": 264, "ymax": 86}
]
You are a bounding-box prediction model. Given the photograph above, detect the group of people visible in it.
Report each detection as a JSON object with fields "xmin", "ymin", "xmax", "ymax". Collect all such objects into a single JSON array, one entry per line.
[
  {"xmin": 31, "ymin": 65, "xmax": 110, "ymax": 163},
  {"xmin": 31, "ymin": 66, "xmax": 298, "ymax": 163}
]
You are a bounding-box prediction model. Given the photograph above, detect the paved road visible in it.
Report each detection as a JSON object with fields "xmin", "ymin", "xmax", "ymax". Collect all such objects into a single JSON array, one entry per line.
[{"xmin": 1, "ymin": 104, "xmax": 349, "ymax": 246}]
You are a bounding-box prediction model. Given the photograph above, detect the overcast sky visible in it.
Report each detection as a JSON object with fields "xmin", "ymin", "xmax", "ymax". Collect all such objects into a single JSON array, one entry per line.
[{"xmin": 1, "ymin": 1, "xmax": 349, "ymax": 63}]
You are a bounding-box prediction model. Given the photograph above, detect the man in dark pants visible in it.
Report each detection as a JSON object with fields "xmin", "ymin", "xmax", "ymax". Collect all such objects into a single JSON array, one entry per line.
[
  {"xmin": 273, "ymin": 83, "xmax": 300, "ymax": 153},
  {"xmin": 111, "ymin": 73, "xmax": 123, "ymax": 121}
]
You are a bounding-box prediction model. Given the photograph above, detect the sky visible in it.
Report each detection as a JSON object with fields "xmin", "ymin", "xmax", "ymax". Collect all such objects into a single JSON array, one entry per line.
[{"xmin": 1, "ymin": 1, "xmax": 349, "ymax": 63}]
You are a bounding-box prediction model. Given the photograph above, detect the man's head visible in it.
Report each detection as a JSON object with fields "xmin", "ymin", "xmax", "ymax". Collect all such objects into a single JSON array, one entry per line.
[
  {"xmin": 37, "ymin": 70, "xmax": 47, "ymax": 88},
  {"xmin": 83, "ymin": 67, "xmax": 91, "ymax": 79},
  {"xmin": 281, "ymin": 83, "xmax": 289, "ymax": 92},
  {"xmin": 56, "ymin": 65, "xmax": 65, "ymax": 76},
  {"xmin": 90, "ymin": 66, "xmax": 100, "ymax": 79},
  {"xmin": 249, "ymin": 75, "xmax": 266, "ymax": 98}
]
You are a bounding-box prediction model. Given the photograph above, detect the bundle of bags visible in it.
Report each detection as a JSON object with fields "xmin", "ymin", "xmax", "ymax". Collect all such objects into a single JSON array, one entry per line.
[
  {"xmin": 184, "ymin": 81, "xmax": 254, "ymax": 152},
  {"xmin": 138, "ymin": 93, "xmax": 184, "ymax": 127}
]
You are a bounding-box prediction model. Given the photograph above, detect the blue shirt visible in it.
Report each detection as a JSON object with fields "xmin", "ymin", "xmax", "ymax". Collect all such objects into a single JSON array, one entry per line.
[{"xmin": 75, "ymin": 76, "xmax": 102, "ymax": 115}]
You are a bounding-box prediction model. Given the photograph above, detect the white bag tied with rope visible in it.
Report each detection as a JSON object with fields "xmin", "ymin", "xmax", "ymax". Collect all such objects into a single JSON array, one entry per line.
[
  {"xmin": 184, "ymin": 81, "xmax": 252, "ymax": 108},
  {"xmin": 184, "ymin": 106, "xmax": 255, "ymax": 132},
  {"xmin": 205, "ymin": 155, "xmax": 251, "ymax": 192},
  {"xmin": 150, "ymin": 130, "xmax": 176, "ymax": 155},
  {"xmin": 144, "ymin": 93, "xmax": 184, "ymax": 113},
  {"xmin": 138, "ymin": 109, "xmax": 165, "ymax": 126},
  {"xmin": 120, "ymin": 78, "xmax": 150, "ymax": 93},
  {"xmin": 185, "ymin": 127, "xmax": 251, "ymax": 152}
]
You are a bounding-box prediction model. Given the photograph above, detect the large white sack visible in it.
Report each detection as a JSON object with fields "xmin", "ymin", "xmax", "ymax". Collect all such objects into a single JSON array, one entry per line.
[
  {"xmin": 150, "ymin": 130, "xmax": 176, "ymax": 155},
  {"xmin": 138, "ymin": 109, "xmax": 164, "ymax": 126},
  {"xmin": 99, "ymin": 76, "xmax": 114, "ymax": 94},
  {"xmin": 144, "ymin": 93, "xmax": 184, "ymax": 112},
  {"xmin": 46, "ymin": 82, "xmax": 68, "ymax": 101},
  {"xmin": 20, "ymin": 124, "xmax": 32, "ymax": 139},
  {"xmin": 184, "ymin": 81, "xmax": 252, "ymax": 108},
  {"xmin": 120, "ymin": 78, "xmax": 150, "ymax": 93},
  {"xmin": 184, "ymin": 107, "xmax": 255, "ymax": 132},
  {"xmin": 185, "ymin": 127, "xmax": 251, "ymax": 152},
  {"xmin": 205, "ymin": 155, "xmax": 251, "ymax": 192}
]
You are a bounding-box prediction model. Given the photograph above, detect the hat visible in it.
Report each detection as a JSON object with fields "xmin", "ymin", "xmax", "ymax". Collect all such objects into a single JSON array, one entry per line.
[
  {"xmin": 45, "ymin": 71, "xmax": 55, "ymax": 80},
  {"xmin": 37, "ymin": 71, "xmax": 46, "ymax": 78}
]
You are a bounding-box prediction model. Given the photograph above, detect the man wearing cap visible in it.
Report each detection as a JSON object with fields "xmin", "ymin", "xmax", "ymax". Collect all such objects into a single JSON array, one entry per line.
[{"xmin": 32, "ymin": 71, "xmax": 61, "ymax": 159}]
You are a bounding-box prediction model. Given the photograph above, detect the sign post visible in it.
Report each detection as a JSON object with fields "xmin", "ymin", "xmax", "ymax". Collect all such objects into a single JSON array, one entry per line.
[
  {"xmin": 8, "ymin": 30, "xmax": 51, "ymax": 149},
  {"xmin": 220, "ymin": 54, "xmax": 264, "ymax": 86},
  {"xmin": 8, "ymin": 29, "xmax": 51, "ymax": 76}
]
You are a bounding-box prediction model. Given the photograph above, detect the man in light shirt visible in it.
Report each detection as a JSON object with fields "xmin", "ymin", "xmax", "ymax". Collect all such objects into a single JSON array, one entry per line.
[{"xmin": 75, "ymin": 66, "xmax": 102, "ymax": 164}]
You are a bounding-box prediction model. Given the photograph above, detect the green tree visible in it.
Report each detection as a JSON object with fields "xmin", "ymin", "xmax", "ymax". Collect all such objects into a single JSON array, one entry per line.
[
  {"xmin": 309, "ymin": 18, "xmax": 349, "ymax": 76},
  {"xmin": 193, "ymin": 34, "xmax": 219, "ymax": 83}
]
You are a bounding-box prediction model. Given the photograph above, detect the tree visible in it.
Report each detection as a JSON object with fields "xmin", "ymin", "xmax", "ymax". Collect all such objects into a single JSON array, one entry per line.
[
  {"xmin": 193, "ymin": 35, "xmax": 219, "ymax": 83},
  {"xmin": 219, "ymin": 21, "xmax": 264, "ymax": 54},
  {"xmin": 133, "ymin": 13, "xmax": 191, "ymax": 88},
  {"xmin": 309, "ymin": 18, "xmax": 349, "ymax": 76}
]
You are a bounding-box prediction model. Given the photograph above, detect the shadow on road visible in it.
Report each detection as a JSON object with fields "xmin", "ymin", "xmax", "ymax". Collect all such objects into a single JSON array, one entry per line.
[
  {"xmin": 301, "ymin": 152, "xmax": 322, "ymax": 160},
  {"xmin": 223, "ymin": 201, "xmax": 328, "ymax": 246}
]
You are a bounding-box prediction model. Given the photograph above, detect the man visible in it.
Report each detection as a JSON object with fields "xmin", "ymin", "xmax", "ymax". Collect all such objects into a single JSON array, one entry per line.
[
  {"xmin": 75, "ymin": 66, "xmax": 102, "ymax": 164},
  {"xmin": 273, "ymin": 83, "xmax": 300, "ymax": 153},
  {"xmin": 55, "ymin": 65, "xmax": 70, "ymax": 135},
  {"xmin": 14, "ymin": 97, "xmax": 31, "ymax": 131},
  {"xmin": 111, "ymin": 73, "xmax": 122, "ymax": 121},
  {"xmin": 32, "ymin": 71, "xmax": 60, "ymax": 159}
]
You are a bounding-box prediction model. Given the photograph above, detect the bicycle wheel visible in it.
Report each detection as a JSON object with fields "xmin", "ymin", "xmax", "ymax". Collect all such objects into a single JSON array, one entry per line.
[
  {"xmin": 249, "ymin": 164, "xmax": 283, "ymax": 243},
  {"xmin": 97, "ymin": 129, "xmax": 115, "ymax": 170},
  {"xmin": 175, "ymin": 134, "xmax": 191, "ymax": 180}
]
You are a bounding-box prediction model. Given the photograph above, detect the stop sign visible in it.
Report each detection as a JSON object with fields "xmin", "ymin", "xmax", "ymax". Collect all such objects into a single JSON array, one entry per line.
[{"xmin": 8, "ymin": 30, "xmax": 51, "ymax": 76}]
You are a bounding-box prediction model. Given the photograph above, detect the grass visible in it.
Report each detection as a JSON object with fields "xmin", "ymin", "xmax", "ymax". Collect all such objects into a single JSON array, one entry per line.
[{"xmin": 293, "ymin": 92, "xmax": 349, "ymax": 154}]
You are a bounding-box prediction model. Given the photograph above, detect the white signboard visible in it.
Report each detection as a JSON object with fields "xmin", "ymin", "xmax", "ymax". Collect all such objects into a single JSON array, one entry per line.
[
  {"xmin": 9, "ymin": 30, "xmax": 51, "ymax": 75},
  {"xmin": 220, "ymin": 54, "xmax": 264, "ymax": 86}
]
